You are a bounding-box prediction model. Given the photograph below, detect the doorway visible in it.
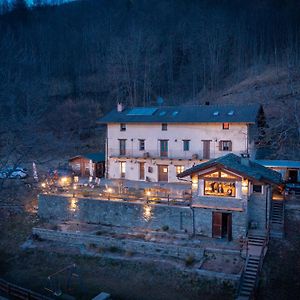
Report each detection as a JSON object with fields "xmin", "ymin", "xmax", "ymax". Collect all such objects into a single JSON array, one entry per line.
[
  {"xmin": 202, "ymin": 140, "xmax": 211, "ymax": 159},
  {"xmin": 139, "ymin": 162, "xmax": 145, "ymax": 180},
  {"xmin": 212, "ymin": 212, "xmax": 232, "ymax": 240},
  {"xmin": 287, "ymin": 169, "xmax": 298, "ymax": 183},
  {"xmin": 158, "ymin": 165, "xmax": 168, "ymax": 182}
]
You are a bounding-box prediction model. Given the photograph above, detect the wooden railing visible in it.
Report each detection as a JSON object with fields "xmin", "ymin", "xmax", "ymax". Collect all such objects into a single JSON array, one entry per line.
[{"xmin": 0, "ymin": 278, "xmax": 53, "ymax": 300}]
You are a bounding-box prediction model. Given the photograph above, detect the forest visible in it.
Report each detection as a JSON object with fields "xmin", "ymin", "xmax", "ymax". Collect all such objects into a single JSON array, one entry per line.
[{"xmin": 0, "ymin": 0, "xmax": 300, "ymax": 165}]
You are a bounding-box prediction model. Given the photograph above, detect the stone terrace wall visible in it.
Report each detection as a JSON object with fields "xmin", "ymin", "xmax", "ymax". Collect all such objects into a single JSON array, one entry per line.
[
  {"xmin": 32, "ymin": 227, "xmax": 204, "ymax": 261},
  {"xmin": 38, "ymin": 194, "xmax": 193, "ymax": 234}
]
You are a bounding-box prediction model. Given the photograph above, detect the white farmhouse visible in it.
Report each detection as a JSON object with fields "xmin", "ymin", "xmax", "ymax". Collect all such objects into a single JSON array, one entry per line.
[{"xmin": 98, "ymin": 103, "xmax": 263, "ymax": 182}]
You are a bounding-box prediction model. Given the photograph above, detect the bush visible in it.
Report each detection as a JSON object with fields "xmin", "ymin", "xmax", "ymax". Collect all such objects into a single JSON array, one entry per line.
[
  {"xmin": 185, "ymin": 255, "xmax": 195, "ymax": 266},
  {"xmin": 109, "ymin": 246, "xmax": 119, "ymax": 253},
  {"xmin": 162, "ymin": 225, "xmax": 169, "ymax": 231}
]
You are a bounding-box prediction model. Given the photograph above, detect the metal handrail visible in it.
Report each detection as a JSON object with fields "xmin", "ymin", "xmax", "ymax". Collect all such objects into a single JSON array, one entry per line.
[{"xmin": 0, "ymin": 278, "xmax": 53, "ymax": 300}]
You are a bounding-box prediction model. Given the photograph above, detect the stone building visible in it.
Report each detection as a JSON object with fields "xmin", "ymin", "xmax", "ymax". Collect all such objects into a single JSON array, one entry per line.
[
  {"xmin": 177, "ymin": 153, "xmax": 282, "ymax": 240},
  {"xmin": 98, "ymin": 103, "xmax": 264, "ymax": 183}
]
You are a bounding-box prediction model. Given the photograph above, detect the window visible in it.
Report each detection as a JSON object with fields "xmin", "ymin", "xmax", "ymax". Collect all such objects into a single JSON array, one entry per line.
[
  {"xmin": 253, "ymin": 184, "xmax": 263, "ymax": 193},
  {"xmin": 219, "ymin": 140, "xmax": 232, "ymax": 151},
  {"xmin": 202, "ymin": 170, "xmax": 239, "ymax": 197},
  {"xmin": 183, "ymin": 140, "xmax": 190, "ymax": 151},
  {"xmin": 120, "ymin": 161, "xmax": 126, "ymax": 178},
  {"xmin": 160, "ymin": 140, "xmax": 168, "ymax": 157},
  {"xmin": 162, "ymin": 123, "xmax": 168, "ymax": 131},
  {"xmin": 139, "ymin": 139, "xmax": 145, "ymax": 151},
  {"xmin": 204, "ymin": 181, "xmax": 236, "ymax": 197},
  {"xmin": 223, "ymin": 123, "xmax": 230, "ymax": 130},
  {"xmin": 120, "ymin": 123, "xmax": 126, "ymax": 131},
  {"xmin": 176, "ymin": 165, "xmax": 184, "ymax": 175},
  {"xmin": 119, "ymin": 139, "xmax": 126, "ymax": 155}
]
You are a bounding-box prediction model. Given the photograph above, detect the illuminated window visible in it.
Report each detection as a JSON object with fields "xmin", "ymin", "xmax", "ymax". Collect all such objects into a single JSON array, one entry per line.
[
  {"xmin": 183, "ymin": 140, "xmax": 190, "ymax": 151},
  {"xmin": 204, "ymin": 181, "xmax": 236, "ymax": 197},
  {"xmin": 120, "ymin": 161, "xmax": 126, "ymax": 178},
  {"xmin": 202, "ymin": 170, "xmax": 239, "ymax": 197},
  {"xmin": 120, "ymin": 123, "xmax": 126, "ymax": 131},
  {"xmin": 176, "ymin": 165, "xmax": 184, "ymax": 175},
  {"xmin": 223, "ymin": 123, "xmax": 230, "ymax": 130}
]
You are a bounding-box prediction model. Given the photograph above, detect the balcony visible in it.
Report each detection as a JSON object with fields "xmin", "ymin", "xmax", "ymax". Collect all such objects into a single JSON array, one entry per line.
[{"xmin": 108, "ymin": 148, "xmax": 203, "ymax": 160}]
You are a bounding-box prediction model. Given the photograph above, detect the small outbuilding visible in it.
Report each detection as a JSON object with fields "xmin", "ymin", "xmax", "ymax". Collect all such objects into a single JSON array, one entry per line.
[
  {"xmin": 69, "ymin": 153, "xmax": 105, "ymax": 178},
  {"xmin": 256, "ymin": 160, "xmax": 300, "ymax": 183},
  {"xmin": 177, "ymin": 153, "xmax": 282, "ymax": 240}
]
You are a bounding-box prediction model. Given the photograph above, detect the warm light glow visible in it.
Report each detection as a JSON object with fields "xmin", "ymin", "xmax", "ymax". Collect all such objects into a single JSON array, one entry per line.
[
  {"xmin": 192, "ymin": 176, "xmax": 198, "ymax": 184},
  {"xmin": 242, "ymin": 179, "xmax": 248, "ymax": 187},
  {"xmin": 69, "ymin": 198, "xmax": 78, "ymax": 212},
  {"xmin": 143, "ymin": 204, "xmax": 153, "ymax": 221},
  {"xmin": 74, "ymin": 176, "xmax": 79, "ymax": 183},
  {"xmin": 107, "ymin": 187, "xmax": 113, "ymax": 193},
  {"xmin": 73, "ymin": 184, "xmax": 77, "ymax": 190},
  {"xmin": 41, "ymin": 182, "xmax": 46, "ymax": 188},
  {"xmin": 60, "ymin": 177, "xmax": 67, "ymax": 184},
  {"xmin": 146, "ymin": 191, "xmax": 151, "ymax": 196}
]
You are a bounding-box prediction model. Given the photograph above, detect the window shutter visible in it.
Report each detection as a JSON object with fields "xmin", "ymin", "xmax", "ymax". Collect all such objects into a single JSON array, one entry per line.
[
  {"xmin": 229, "ymin": 141, "xmax": 232, "ymax": 151},
  {"xmin": 219, "ymin": 141, "xmax": 223, "ymax": 151}
]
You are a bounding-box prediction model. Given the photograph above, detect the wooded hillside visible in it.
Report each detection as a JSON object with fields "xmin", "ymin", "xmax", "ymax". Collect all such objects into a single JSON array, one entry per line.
[{"xmin": 0, "ymin": 0, "xmax": 300, "ymax": 164}]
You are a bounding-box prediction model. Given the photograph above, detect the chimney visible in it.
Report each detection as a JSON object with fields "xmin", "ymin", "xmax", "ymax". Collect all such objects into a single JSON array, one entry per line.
[
  {"xmin": 240, "ymin": 153, "xmax": 250, "ymax": 167},
  {"xmin": 117, "ymin": 102, "xmax": 124, "ymax": 112}
]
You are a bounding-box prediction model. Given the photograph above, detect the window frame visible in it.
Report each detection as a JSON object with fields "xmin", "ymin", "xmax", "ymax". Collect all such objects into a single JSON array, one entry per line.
[
  {"xmin": 119, "ymin": 139, "xmax": 126, "ymax": 156},
  {"xmin": 120, "ymin": 123, "xmax": 126, "ymax": 131},
  {"xmin": 220, "ymin": 140, "xmax": 232, "ymax": 151},
  {"xmin": 183, "ymin": 140, "xmax": 190, "ymax": 151},
  {"xmin": 161, "ymin": 123, "xmax": 168, "ymax": 131},
  {"xmin": 139, "ymin": 139, "xmax": 145, "ymax": 151},
  {"xmin": 253, "ymin": 184, "xmax": 263, "ymax": 194},
  {"xmin": 175, "ymin": 165, "xmax": 185, "ymax": 175},
  {"xmin": 222, "ymin": 123, "xmax": 230, "ymax": 130}
]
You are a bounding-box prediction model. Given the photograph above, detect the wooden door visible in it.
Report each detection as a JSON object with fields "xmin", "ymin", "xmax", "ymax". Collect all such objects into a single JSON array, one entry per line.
[
  {"xmin": 160, "ymin": 140, "xmax": 168, "ymax": 157},
  {"xmin": 158, "ymin": 165, "xmax": 168, "ymax": 182},
  {"xmin": 202, "ymin": 140, "xmax": 211, "ymax": 159},
  {"xmin": 139, "ymin": 162, "xmax": 145, "ymax": 180},
  {"xmin": 212, "ymin": 212, "xmax": 222, "ymax": 238}
]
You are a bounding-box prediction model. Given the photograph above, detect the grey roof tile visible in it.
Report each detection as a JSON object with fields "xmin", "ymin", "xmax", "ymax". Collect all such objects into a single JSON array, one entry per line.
[
  {"xmin": 98, "ymin": 104, "xmax": 261, "ymax": 124},
  {"xmin": 178, "ymin": 153, "xmax": 282, "ymax": 185}
]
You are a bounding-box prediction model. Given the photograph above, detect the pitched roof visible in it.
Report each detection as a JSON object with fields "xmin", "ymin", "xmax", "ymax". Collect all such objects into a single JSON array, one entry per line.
[
  {"xmin": 69, "ymin": 152, "xmax": 105, "ymax": 163},
  {"xmin": 178, "ymin": 153, "xmax": 282, "ymax": 185},
  {"xmin": 98, "ymin": 104, "xmax": 261, "ymax": 124}
]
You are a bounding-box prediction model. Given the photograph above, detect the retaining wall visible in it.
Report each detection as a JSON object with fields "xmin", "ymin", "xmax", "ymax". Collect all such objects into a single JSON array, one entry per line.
[
  {"xmin": 38, "ymin": 194, "xmax": 193, "ymax": 233},
  {"xmin": 32, "ymin": 227, "xmax": 204, "ymax": 261}
]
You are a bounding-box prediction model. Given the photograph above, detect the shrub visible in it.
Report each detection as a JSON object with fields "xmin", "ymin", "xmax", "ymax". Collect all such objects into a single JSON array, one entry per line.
[
  {"xmin": 109, "ymin": 246, "xmax": 119, "ymax": 253},
  {"xmin": 185, "ymin": 255, "xmax": 195, "ymax": 266},
  {"xmin": 125, "ymin": 250, "xmax": 133, "ymax": 257},
  {"xmin": 162, "ymin": 225, "xmax": 169, "ymax": 231}
]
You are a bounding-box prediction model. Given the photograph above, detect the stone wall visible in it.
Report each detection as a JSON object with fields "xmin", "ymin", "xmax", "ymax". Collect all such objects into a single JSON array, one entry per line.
[
  {"xmin": 32, "ymin": 227, "xmax": 204, "ymax": 261},
  {"xmin": 39, "ymin": 194, "xmax": 247, "ymax": 240},
  {"xmin": 193, "ymin": 208, "xmax": 247, "ymax": 240},
  {"xmin": 248, "ymin": 185, "xmax": 271, "ymax": 230},
  {"xmin": 38, "ymin": 194, "xmax": 193, "ymax": 234}
]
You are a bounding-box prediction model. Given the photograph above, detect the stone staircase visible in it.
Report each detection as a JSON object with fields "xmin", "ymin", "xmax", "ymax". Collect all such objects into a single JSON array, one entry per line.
[
  {"xmin": 236, "ymin": 231, "xmax": 267, "ymax": 300},
  {"xmin": 270, "ymin": 200, "xmax": 284, "ymax": 239},
  {"xmin": 237, "ymin": 254, "xmax": 261, "ymax": 299}
]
